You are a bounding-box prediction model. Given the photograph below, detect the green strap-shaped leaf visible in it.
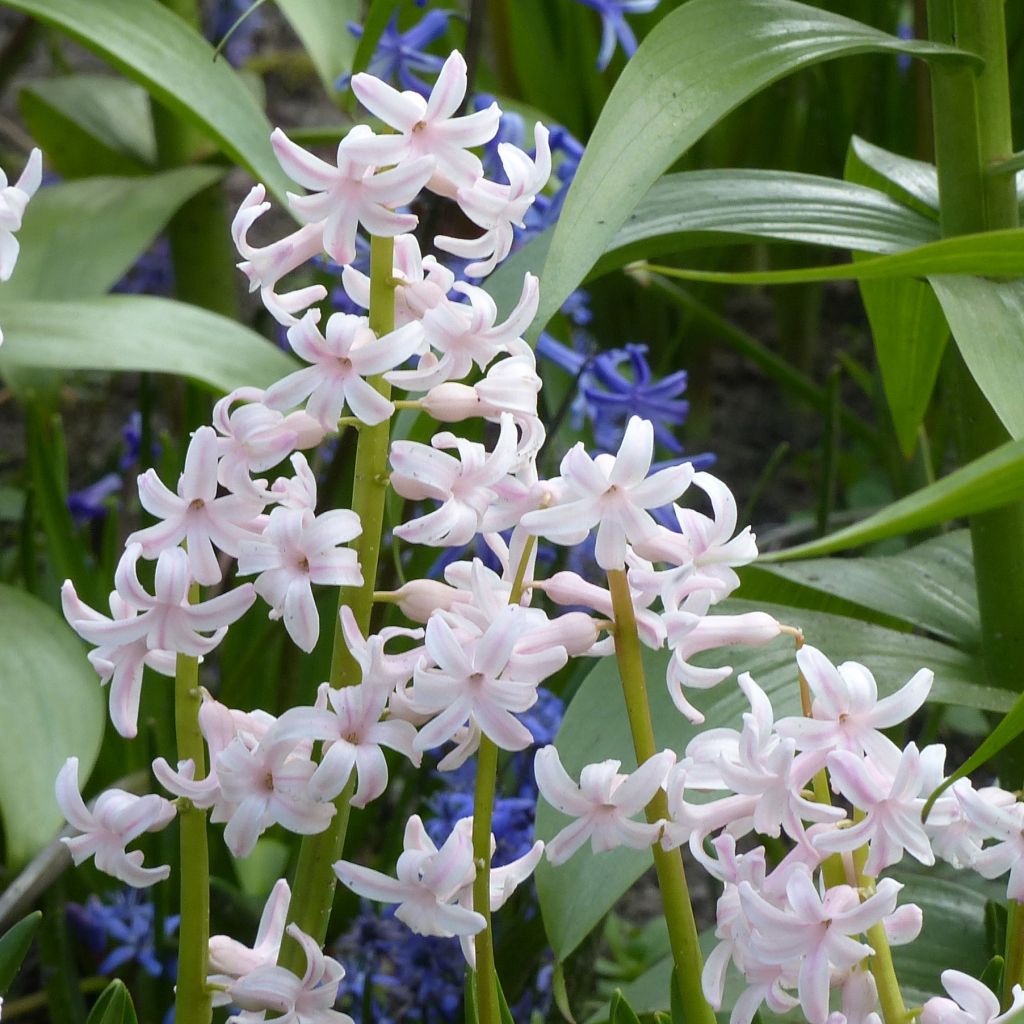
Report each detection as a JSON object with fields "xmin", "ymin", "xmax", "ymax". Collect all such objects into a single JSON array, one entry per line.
[
  {"xmin": 643, "ymin": 227, "xmax": 1024, "ymax": 285},
  {"xmin": 762, "ymin": 436, "xmax": 1024, "ymax": 561},
  {"xmin": 4, "ymin": 167, "xmax": 224, "ymax": 300},
  {"xmin": 86, "ymin": 980, "xmax": 139, "ymax": 1024},
  {"xmin": 849, "ymin": 135, "xmax": 940, "ymax": 214},
  {"xmin": 277, "ymin": 0, "xmax": 361, "ymax": 94},
  {"xmin": 4, "ymin": 0, "xmax": 291, "ymax": 201},
  {"xmin": 0, "ymin": 585, "xmax": 105, "ymax": 865},
  {"xmin": 0, "ymin": 296, "xmax": 297, "ymax": 393},
  {"xmin": 930, "ymin": 276, "xmax": 1024, "ymax": 439},
  {"xmin": 534, "ymin": 0, "xmax": 976, "ymax": 333},
  {"xmin": 0, "ymin": 912, "xmax": 42, "ymax": 995}
]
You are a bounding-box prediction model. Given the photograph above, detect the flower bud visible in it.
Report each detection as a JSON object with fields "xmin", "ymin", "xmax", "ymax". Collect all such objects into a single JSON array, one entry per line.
[
  {"xmin": 390, "ymin": 579, "xmax": 471, "ymax": 622},
  {"xmin": 420, "ymin": 383, "xmax": 481, "ymax": 422}
]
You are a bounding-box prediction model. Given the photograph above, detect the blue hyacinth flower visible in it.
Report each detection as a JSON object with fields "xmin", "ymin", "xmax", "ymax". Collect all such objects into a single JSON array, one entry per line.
[{"xmin": 572, "ymin": 0, "xmax": 661, "ymax": 70}]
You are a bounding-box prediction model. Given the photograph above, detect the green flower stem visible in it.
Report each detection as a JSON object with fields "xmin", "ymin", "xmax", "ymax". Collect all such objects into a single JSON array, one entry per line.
[
  {"xmin": 470, "ymin": 536, "xmax": 537, "ymax": 1024},
  {"xmin": 472, "ymin": 737, "xmax": 501, "ymax": 1024},
  {"xmin": 927, "ymin": 1, "xmax": 1024, "ymax": 999},
  {"xmin": 280, "ymin": 235, "xmax": 396, "ymax": 971},
  {"xmin": 174, "ymin": 582, "xmax": 212, "ymax": 1024},
  {"xmin": 852, "ymin": 841, "xmax": 907, "ymax": 1024},
  {"xmin": 606, "ymin": 568, "xmax": 716, "ymax": 1024}
]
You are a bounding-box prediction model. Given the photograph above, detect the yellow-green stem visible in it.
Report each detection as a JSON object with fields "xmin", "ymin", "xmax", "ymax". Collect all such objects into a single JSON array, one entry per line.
[
  {"xmin": 606, "ymin": 569, "xmax": 716, "ymax": 1024},
  {"xmin": 852, "ymin": 841, "xmax": 907, "ymax": 1024},
  {"xmin": 174, "ymin": 582, "xmax": 212, "ymax": 1024},
  {"xmin": 280, "ymin": 235, "xmax": 396, "ymax": 969},
  {"xmin": 471, "ymin": 536, "xmax": 537, "ymax": 1024}
]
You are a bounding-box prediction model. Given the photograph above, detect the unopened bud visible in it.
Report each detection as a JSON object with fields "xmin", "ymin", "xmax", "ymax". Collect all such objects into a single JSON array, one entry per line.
[{"xmin": 420, "ymin": 383, "xmax": 481, "ymax": 422}]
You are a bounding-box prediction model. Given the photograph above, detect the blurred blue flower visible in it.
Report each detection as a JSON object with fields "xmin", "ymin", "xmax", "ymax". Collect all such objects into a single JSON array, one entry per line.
[
  {"xmin": 112, "ymin": 237, "xmax": 174, "ymax": 297},
  {"xmin": 339, "ymin": 10, "xmax": 452, "ymax": 96},
  {"xmin": 205, "ymin": 0, "xmax": 263, "ymax": 66},
  {"xmin": 68, "ymin": 472, "xmax": 122, "ymax": 525},
  {"xmin": 68, "ymin": 889, "xmax": 179, "ymax": 978},
  {"xmin": 572, "ymin": 0, "xmax": 661, "ymax": 71}
]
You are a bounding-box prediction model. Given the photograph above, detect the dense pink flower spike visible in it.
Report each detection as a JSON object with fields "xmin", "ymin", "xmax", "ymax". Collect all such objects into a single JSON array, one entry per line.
[
  {"xmin": 535, "ymin": 746, "xmax": 674, "ymax": 864},
  {"xmin": 775, "ymin": 645, "xmax": 933, "ymax": 763},
  {"xmin": 128, "ymin": 426, "xmax": 264, "ymax": 585},
  {"xmin": 521, "ymin": 416, "xmax": 694, "ymax": 570},
  {"xmin": 231, "ymin": 185, "xmax": 328, "ymax": 326},
  {"xmin": 0, "ymin": 147, "xmax": 42, "ymax": 286},
  {"xmin": 436, "ymin": 122, "xmax": 552, "ymax": 277},
  {"xmin": 227, "ymin": 923, "xmax": 352, "ymax": 1024},
  {"xmin": 265, "ymin": 311, "xmax": 424, "ymax": 428},
  {"xmin": 738, "ymin": 866, "xmax": 901, "ymax": 1024},
  {"xmin": 61, "ymin": 583, "xmax": 176, "ymax": 738},
  {"xmin": 56, "ymin": 757, "xmax": 175, "ymax": 888},
  {"xmin": 208, "ymin": 878, "xmax": 291, "ymax": 1003},
  {"xmin": 349, "ymin": 50, "xmax": 500, "ymax": 192},
  {"xmin": 272, "ymin": 126, "xmax": 434, "ymax": 266},
  {"xmin": 922, "ymin": 970, "xmax": 1024, "ymax": 1024},
  {"xmin": 68, "ymin": 545, "xmax": 256, "ymax": 657},
  {"xmin": 334, "ymin": 815, "xmax": 484, "ymax": 938},
  {"xmin": 237, "ymin": 504, "xmax": 362, "ymax": 652}
]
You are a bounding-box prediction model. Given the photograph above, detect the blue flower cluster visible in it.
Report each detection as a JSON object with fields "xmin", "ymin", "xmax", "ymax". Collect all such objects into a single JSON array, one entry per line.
[
  {"xmin": 68, "ymin": 888, "xmax": 179, "ymax": 978},
  {"xmin": 334, "ymin": 689, "xmax": 564, "ymax": 1023},
  {"xmin": 572, "ymin": 0, "xmax": 661, "ymax": 70},
  {"xmin": 67, "ymin": 412, "xmax": 150, "ymax": 524}
]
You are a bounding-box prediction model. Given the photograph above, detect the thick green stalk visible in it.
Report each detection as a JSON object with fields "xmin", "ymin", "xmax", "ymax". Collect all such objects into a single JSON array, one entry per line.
[
  {"xmin": 174, "ymin": 583, "xmax": 212, "ymax": 1024},
  {"xmin": 279, "ymin": 235, "xmax": 396, "ymax": 970},
  {"xmin": 471, "ymin": 738, "xmax": 501, "ymax": 1024},
  {"xmin": 927, "ymin": 1, "xmax": 1024, "ymax": 995},
  {"xmin": 606, "ymin": 569, "xmax": 716, "ymax": 1024}
]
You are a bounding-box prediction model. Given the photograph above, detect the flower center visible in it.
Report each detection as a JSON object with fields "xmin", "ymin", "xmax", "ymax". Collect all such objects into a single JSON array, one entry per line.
[
  {"xmin": 189, "ymin": 498, "xmax": 205, "ymax": 511},
  {"xmin": 296, "ymin": 556, "xmax": 310, "ymax": 574},
  {"xmin": 412, "ymin": 120, "xmax": 427, "ymax": 133}
]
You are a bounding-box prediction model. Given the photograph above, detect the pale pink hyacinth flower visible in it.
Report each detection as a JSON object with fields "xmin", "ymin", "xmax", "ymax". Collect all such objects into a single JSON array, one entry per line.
[
  {"xmin": 436, "ymin": 122, "xmax": 552, "ymax": 277},
  {"xmin": 535, "ymin": 746, "xmax": 675, "ymax": 864},
  {"xmin": 409, "ymin": 604, "xmax": 566, "ymax": 754},
  {"xmin": 349, "ymin": 50, "xmax": 500, "ymax": 193},
  {"xmin": 0, "ymin": 147, "xmax": 42, "ymax": 284},
  {"xmin": 272, "ymin": 125, "xmax": 434, "ymax": 266},
  {"xmin": 56, "ymin": 757, "xmax": 175, "ymax": 888},
  {"xmin": 738, "ymin": 867, "xmax": 901, "ymax": 1024},
  {"xmin": 334, "ymin": 815, "xmax": 485, "ymax": 938},
  {"xmin": 270, "ymin": 451, "xmax": 319, "ymax": 511},
  {"xmin": 227, "ymin": 923, "xmax": 352, "ymax": 1024},
  {"xmin": 60, "ymin": 583, "xmax": 176, "ymax": 739},
  {"xmin": 214, "ymin": 729, "xmax": 335, "ymax": 858},
  {"xmin": 231, "ymin": 184, "xmax": 328, "ymax": 326},
  {"xmin": 128, "ymin": 426, "xmax": 264, "ymax": 586},
  {"xmin": 341, "ymin": 233, "xmax": 454, "ymax": 326},
  {"xmin": 421, "ymin": 351, "xmax": 542, "ymax": 426},
  {"xmin": 271, "ymin": 674, "xmax": 420, "ymax": 806},
  {"xmin": 68, "ymin": 544, "xmax": 256, "ymax": 658},
  {"xmin": 390, "ymin": 413, "xmax": 522, "ymax": 547},
  {"xmin": 208, "ymin": 878, "xmax": 291, "ymax": 1004},
  {"xmin": 237, "ymin": 504, "xmax": 362, "ymax": 653},
  {"xmin": 774, "ymin": 645, "xmax": 933, "ymax": 764},
  {"xmin": 520, "ymin": 416, "xmax": 694, "ymax": 570},
  {"xmin": 814, "ymin": 743, "xmax": 937, "ymax": 876},
  {"xmin": 265, "ymin": 311, "xmax": 424, "ymax": 429},
  {"xmin": 921, "ymin": 970, "xmax": 1024, "ymax": 1024},
  {"xmin": 386, "ymin": 274, "xmax": 539, "ymax": 392},
  {"xmin": 954, "ymin": 784, "xmax": 1024, "ymax": 899},
  {"xmin": 212, "ymin": 387, "xmax": 325, "ymax": 500}
]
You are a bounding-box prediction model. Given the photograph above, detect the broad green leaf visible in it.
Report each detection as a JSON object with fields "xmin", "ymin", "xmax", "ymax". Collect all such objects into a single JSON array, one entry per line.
[
  {"xmin": 86, "ymin": 980, "xmax": 139, "ymax": 1024},
  {"xmin": 848, "ymin": 135, "xmax": 939, "ymax": 214},
  {"xmin": 845, "ymin": 132, "xmax": 948, "ymax": 457},
  {"xmin": 0, "ymin": 912, "xmax": 42, "ymax": 995},
  {"xmin": 277, "ymin": 0, "xmax": 361, "ymax": 94},
  {"xmin": 536, "ymin": 600, "xmax": 1005, "ymax": 959},
  {"xmin": 604, "ymin": 169, "xmax": 939, "ymax": 268},
  {"xmin": 0, "ymin": 296, "xmax": 297, "ymax": 394},
  {"xmin": 535, "ymin": 0, "xmax": 975, "ymax": 333},
  {"xmin": 19, "ymin": 76, "xmax": 155, "ymax": 177},
  {"xmin": 3, "ymin": 167, "xmax": 223, "ymax": 301},
  {"xmin": 643, "ymin": 228, "xmax": 1024, "ymax": 286},
  {"xmin": 3, "ymin": 0, "xmax": 291, "ymax": 202},
  {"xmin": 762, "ymin": 437, "xmax": 1024, "ymax": 561},
  {"xmin": 929, "ymin": 276, "xmax": 1024, "ymax": 439},
  {"xmin": 0, "ymin": 584, "xmax": 104, "ymax": 865},
  {"xmin": 609, "ymin": 990, "xmax": 643, "ymax": 1024},
  {"xmin": 746, "ymin": 532, "xmax": 979, "ymax": 649}
]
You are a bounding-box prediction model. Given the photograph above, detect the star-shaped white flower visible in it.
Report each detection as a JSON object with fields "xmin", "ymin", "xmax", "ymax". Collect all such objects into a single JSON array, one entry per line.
[
  {"xmin": 334, "ymin": 815, "xmax": 484, "ymax": 938},
  {"xmin": 265, "ymin": 311, "xmax": 424, "ymax": 428},
  {"xmin": 535, "ymin": 746, "xmax": 674, "ymax": 864},
  {"xmin": 56, "ymin": 757, "xmax": 175, "ymax": 888},
  {"xmin": 922, "ymin": 970, "xmax": 1024, "ymax": 1024},
  {"xmin": 955, "ymin": 785, "xmax": 1024, "ymax": 900},
  {"xmin": 0, "ymin": 148, "xmax": 41, "ymax": 282}
]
